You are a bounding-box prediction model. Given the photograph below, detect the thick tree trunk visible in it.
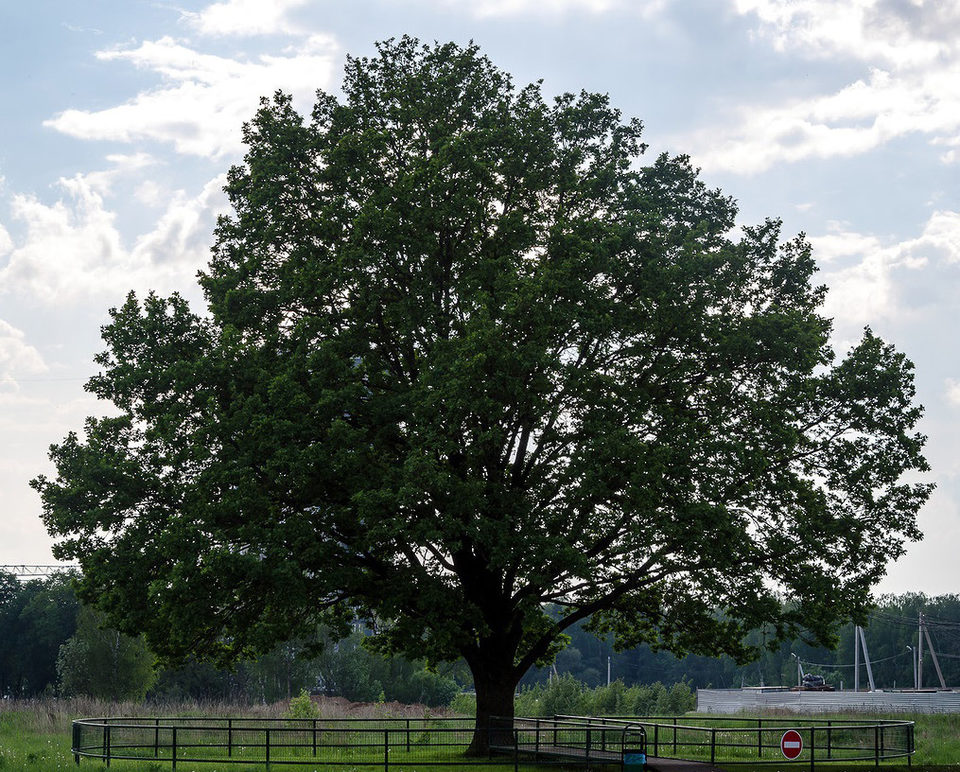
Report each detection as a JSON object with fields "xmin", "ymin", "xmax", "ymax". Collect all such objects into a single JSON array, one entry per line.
[{"xmin": 467, "ymin": 668, "xmax": 519, "ymax": 755}]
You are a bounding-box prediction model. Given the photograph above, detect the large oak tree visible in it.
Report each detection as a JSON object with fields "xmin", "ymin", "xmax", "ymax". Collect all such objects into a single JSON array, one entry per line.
[{"xmin": 35, "ymin": 37, "xmax": 931, "ymax": 748}]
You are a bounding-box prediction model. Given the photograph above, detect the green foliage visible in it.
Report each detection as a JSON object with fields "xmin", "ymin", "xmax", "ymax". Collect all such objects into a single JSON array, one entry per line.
[
  {"xmin": 414, "ymin": 708, "xmax": 436, "ymax": 745},
  {"xmin": 450, "ymin": 692, "xmax": 477, "ymax": 716},
  {"xmin": 245, "ymin": 640, "xmax": 320, "ymax": 703},
  {"xmin": 0, "ymin": 572, "xmax": 78, "ymax": 697},
  {"xmin": 148, "ymin": 656, "xmax": 249, "ymax": 702},
  {"xmin": 514, "ymin": 675, "xmax": 695, "ymax": 718},
  {"xmin": 56, "ymin": 605, "xmax": 156, "ymax": 700},
  {"xmin": 33, "ymin": 35, "xmax": 931, "ymax": 737},
  {"xmin": 311, "ymin": 628, "xmax": 461, "ymax": 707},
  {"xmin": 539, "ymin": 674, "xmax": 585, "ymax": 717},
  {"xmin": 286, "ymin": 688, "xmax": 321, "ymax": 719}
]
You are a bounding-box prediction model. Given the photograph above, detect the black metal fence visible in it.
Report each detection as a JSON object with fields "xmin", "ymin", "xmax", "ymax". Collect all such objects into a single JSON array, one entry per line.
[
  {"xmin": 556, "ymin": 715, "xmax": 914, "ymax": 767},
  {"xmin": 71, "ymin": 716, "xmax": 637, "ymax": 770},
  {"xmin": 72, "ymin": 714, "xmax": 912, "ymax": 769}
]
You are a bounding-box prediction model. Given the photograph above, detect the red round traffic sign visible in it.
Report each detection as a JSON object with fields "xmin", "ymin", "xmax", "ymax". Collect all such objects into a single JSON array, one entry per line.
[{"xmin": 781, "ymin": 729, "xmax": 803, "ymax": 760}]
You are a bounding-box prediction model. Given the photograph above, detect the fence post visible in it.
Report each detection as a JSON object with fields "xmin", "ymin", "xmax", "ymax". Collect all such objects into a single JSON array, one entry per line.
[
  {"xmin": 172, "ymin": 726, "xmax": 177, "ymax": 772},
  {"xmin": 228, "ymin": 718, "xmax": 233, "ymax": 757},
  {"xmin": 827, "ymin": 721, "xmax": 832, "ymax": 760},
  {"xmin": 758, "ymin": 719, "xmax": 762, "ymax": 758},
  {"xmin": 155, "ymin": 718, "xmax": 160, "ymax": 758},
  {"xmin": 313, "ymin": 718, "xmax": 318, "ymax": 756},
  {"xmin": 654, "ymin": 724, "xmax": 659, "ymax": 757},
  {"xmin": 875, "ymin": 725, "xmax": 880, "ymax": 769},
  {"xmin": 810, "ymin": 727, "xmax": 815, "ymax": 772},
  {"xmin": 514, "ymin": 729, "xmax": 519, "ymax": 772},
  {"xmin": 385, "ymin": 729, "xmax": 390, "ymax": 772},
  {"xmin": 535, "ymin": 718, "xmax": 540, "ymax": 754},
  {"xmin": 105, "ymin": 725, "xmax": 111, "ymax": 768},
  {"xmin": 73, "ymin": 722, "xmax": 80, "ymax": 766},
  {"xmin": 710, "ymin": 728, "xmax": 715, "ymax": 767},
  {"xmin": 673, "ymin": 718, "xmax": 677, "ymax": 755},
  {"xmin": 406, "ymin": 719, "xmax": 411, "ymax": 752},
  {"xmin": 265, "ymin": 727, "xmax": 271, "ymax": 770}
]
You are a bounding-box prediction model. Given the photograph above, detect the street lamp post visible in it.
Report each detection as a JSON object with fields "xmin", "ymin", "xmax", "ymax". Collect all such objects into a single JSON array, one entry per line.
[
  {"xmin": 906, "ymin": 646, "xmax": 917, "ymax": 690},
  {"xmin": 790, "ymin": 653, "xmax": 803, "ymax": 687}
]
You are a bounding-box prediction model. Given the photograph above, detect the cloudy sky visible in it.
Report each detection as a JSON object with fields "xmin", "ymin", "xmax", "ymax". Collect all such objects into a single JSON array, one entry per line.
[{"xmin": 1, "ymin": 0, "xmax": 958, "ymax": 596}]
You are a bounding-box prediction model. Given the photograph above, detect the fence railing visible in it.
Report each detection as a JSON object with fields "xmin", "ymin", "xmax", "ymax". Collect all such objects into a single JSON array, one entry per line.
[
  {"xmin": 72, "ymin": 714, "xmax": 912, "ymax": 769},
  {"xmin": 555, "ymin": 714, "xmax": 914, "ymax": 766},
  {"xmin": 71, "ymin": 716, "xmax": 639, "ymax": 769}
]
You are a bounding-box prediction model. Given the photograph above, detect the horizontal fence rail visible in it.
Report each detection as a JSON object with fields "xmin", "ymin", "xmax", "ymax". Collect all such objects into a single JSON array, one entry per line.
[
  {"xmin": 555, "ymin": 715, "xmax": 914, "ymax": 766},
  {"xmin": 71, "ymin": 716, "xmax": 638, "ymax": 770},
  {"xmin": 72, "ymin": 714, "xmax": 911, "ymax": 769}
]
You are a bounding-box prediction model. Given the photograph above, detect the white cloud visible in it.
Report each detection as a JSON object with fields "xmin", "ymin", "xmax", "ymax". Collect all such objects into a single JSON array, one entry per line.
[
  {"xmin": 134, "ymin": 179, "xmax": 165, "ymax": 208},
  {"xmin": 0, "ymin": 171, "xmax": 227, "ymax": 306},
  {"xmin": 946, "ymin": 378, "xmax": 960, "ymax": 407},
  {"xmin": 691, "ymin": 64, "xmax": 960, "ymax": 173},
  {"xmin": 0, "ymin": 319, "xmax": 47, "ymax": 391},
  {"xmin": 0, "ymin": 223, "xmax": 12, "ymax": 257},
  {"xmin": 435, "ymin": 0, "xmax": 665, "ymax": 17},
  {"xmin": 689, "ymin": 0, "xmax": 960, "ymax": 173},
  {"xmin": 814, "ymin": 208, "xmax": 960, "ymax": 329},
  {"xmin": 0, "ymin": 385, "xmax": 108, "ymax": 564},
  {"xmin": 913, "ymin": 210, "xmax": 960, "ymax": 262},
  {"xmin": 131, "ymin": 174, "xmax": 227, "ymax": 271},
  {"xmin": 735, "ymin": 0, "xmax": 958, "ymax": 68},
  {"xmin": 184, "ymin": 0, "xmax": 310, "ymax": 37},
  {"xmin": 45, "ymin": 35, "xmax": 338, "ymax": 159},
  {"xmin": 82, "ymin": 153, "xmax": 159, "ymax": 195},
  {"xmin": 469, "ymin": 0, "xmax": 622, "ymax": 15}
]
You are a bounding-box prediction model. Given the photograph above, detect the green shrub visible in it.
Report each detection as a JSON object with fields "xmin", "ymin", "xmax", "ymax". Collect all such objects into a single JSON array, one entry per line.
[
  {"xmin": 511, "ymin": 676, "xmax": 694, "ymax": 718},
  {"xmin": 520, "ymin": 677, "xmax": 574, "ymax": 718},
  {"xmin": 389, "ymin": 668, "xmax": 460, "ymax": 707},
  {"xmin": 449, "ymin": 691, "xmax": 476, "ymax": 716},
  {"xmin": 665, "ymin": 681, "xmax": 695, "ymax": 714},
  {"xmin": 514, "ymin": 683, "xmax": 543, "ymax": 716},
  {"xmin": 286, "ymin": 689, "xmax": 321, "ymax": 719}
]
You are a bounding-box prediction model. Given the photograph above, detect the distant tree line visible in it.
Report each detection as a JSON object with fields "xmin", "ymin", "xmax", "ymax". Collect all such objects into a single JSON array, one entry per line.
[
  {"xmin": 521, "ymin": 595, "xmax": 960, "ymax": 691},
  {"xmin": 0, "ymin": 571, "xmax": 463, "ymax": 705},
  {"xmin": 2, "ymin": 571, "xmax": 956, "ymax": 703}
]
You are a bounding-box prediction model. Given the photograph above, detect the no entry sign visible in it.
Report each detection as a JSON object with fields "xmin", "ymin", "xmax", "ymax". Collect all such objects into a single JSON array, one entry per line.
[{"xmin": 781, "ymin": 729, "xmax": 803, "ymax": 760}]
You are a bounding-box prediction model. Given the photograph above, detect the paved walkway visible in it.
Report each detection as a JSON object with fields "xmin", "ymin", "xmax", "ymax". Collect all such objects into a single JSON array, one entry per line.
[
  {"xmin": 645, "ymin": 758, "xmax": 726, "ymax": 772},
  {"xmin": 493, "ymin": 742, "xmax": 726, "ymax": 770}
]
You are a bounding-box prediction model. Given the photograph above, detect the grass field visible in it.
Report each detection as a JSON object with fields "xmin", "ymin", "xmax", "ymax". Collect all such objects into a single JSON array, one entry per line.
[{"xmin": 1, "ymin": 699, "xmax": 957, "ymax": 771}]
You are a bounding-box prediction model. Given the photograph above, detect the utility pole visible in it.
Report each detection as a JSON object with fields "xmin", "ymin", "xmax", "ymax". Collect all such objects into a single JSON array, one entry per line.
[
  {"xmin": 920, "ymin": 613, "xmax": 947, "ymax": 689},
  {"xmin": 607, "ymin": 656, "xmax": 611, "ymax": 687},
  {"xmin": 791, "ymin": 653, "xmax": 804, "ymax": 686},
  {"xmin": 918, "ymin": 612, "xmax": 924, "ymax": 688},
  {"xmin": 854, "ymin": 626, "xmax": 860, "ymax": 692},
  {"xmin": 906, "ymin": 646, "xmax": 917, "ymax": 690},
  {"xmin": 858, "ymin": 626, "xmax": 876, "ymax": 692},
  {"xmin": 853, "ymin": 625, "xmax": 876, "ymax": 692}
]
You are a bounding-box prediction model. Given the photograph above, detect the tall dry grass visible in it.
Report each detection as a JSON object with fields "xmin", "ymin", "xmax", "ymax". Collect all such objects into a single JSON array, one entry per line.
[{"xmin": 0, "ymin": 694, "xmax": 454, "ymax": 735}]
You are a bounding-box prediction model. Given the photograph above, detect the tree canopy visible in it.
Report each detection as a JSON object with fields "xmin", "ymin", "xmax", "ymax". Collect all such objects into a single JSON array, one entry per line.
[
  {"xmin": 34, "ymin": 37, "xmax": 931, "ymax": 743},
  {"xmin": 56, "ymin": 605, "xmax": 156, "ymax": 701}
]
